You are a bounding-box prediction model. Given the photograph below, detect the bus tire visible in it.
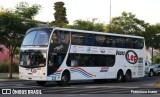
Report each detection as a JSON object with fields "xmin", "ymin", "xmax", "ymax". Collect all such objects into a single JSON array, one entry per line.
[
  {"xmin": 58, "ymin": 72, "xmax": 70, "ymax": 86},
  {"xmin": 148, "ymin": 70, "xmax": 154, "ymax": 77},
  {"xmin": 116, "ymin": 70, "xmax": 124, "ymax": 82},
  {"xmin": 124, "ymin": 70, "xmax": 132, "ymax": 82},
  {"xmin": 36, "ymin": 81, "xmax": 46, "ymax": 86}
]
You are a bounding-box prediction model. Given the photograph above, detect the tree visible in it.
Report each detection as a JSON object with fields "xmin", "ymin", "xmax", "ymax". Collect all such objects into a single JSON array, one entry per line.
[
  {"xmin": 0, "ymin": 47, "xmax": 4, "ymax": 52},
  {"xmin": 144, "ymin": 24, "xmax": 160, "ymax": 49},
  {"xmin": 152, "ymin": 52, "xmax": 160, "ymax": 64},
  {"xmin": 0, "ymin": 2, "xmax": 40, "ymax": 78},
  {"xmin": 65, "ymin": 19, "xmax": 105, "ymax": 32},
  {"xmin": 0, "ymin": 11, "xmax": 24, "ymax": 78},
  {"xmin": 51, "ymin": 1, "xmax": 68, "ymax": 27},
  {"xmin": 108, "ymin": 12, "xmax": 149, "ymax": 36},
  {"xmin": 15, "ymin": 2, "xmax": 41, "ymax": 19}
]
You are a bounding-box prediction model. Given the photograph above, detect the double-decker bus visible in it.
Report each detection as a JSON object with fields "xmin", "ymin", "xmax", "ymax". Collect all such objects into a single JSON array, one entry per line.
[{"xmin": 19, "ymin": 27, "xmax": 145, "ymax": 86}]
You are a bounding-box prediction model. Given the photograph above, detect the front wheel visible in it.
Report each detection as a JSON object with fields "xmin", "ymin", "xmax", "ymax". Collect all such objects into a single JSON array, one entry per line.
[
  {"xmin": 36, "ymin": 81, "xmax": 46, "ymax": 86},
  {"xmin": 58, "ymin": 73, "xmax": 70, "ymax": 86}
]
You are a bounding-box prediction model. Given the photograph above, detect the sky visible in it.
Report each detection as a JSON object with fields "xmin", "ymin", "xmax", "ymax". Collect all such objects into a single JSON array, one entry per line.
[{"xmin": 0, "ymin": 0, "xmax": 160, "ymax": 25}]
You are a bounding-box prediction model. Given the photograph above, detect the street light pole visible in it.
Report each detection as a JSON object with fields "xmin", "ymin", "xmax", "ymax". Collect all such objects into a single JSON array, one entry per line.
[
  {"xmin": 109, "ymin": 0, "xmax": 112, "ymax": 32},
  {"xmin": 110, "ymin": 0, "xmax": 111, "ymax": 24}
]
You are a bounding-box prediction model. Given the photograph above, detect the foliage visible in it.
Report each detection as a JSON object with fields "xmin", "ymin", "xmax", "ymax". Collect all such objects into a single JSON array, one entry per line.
[
  {"xmin": 65, "ymin": 19, "xmax": 105, "ymax": 32},
  {"xmin": 0, "ymin": 2, "xmax": 40, "ymax": 78},
  {"xmin": 15, "ymin": 2, "xmax": 41, "ymax": 19},
  {"xmin": 152, "ymin": 53, "xmax": 160, "ymax": 64},
  {"xmin": 50, "ymin": 1, "xmax": 68, "ymax": 27},
  {"xmin": 0, "ymin": 60, "xmax": 19, "ymax": 73},
  {"xmin": 144, "ymin": 24, "xmax": 160, "ymax": 49},
  {"xmin": 0, "ymin": 46, "xmax": 4, "ymax": 52},
  {"xmin": 108, "ymin": 12, "xmax": 149, "ymax": 36}
]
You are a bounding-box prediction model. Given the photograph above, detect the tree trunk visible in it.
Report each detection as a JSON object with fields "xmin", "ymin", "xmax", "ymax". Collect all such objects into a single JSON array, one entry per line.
[
  {"xmin": 8, "ymin": 48, "xmax": 12, "ymax": 79},
  {"xmin": 8, "ymin": 58, "xmax": 13, "ymax": 79}
]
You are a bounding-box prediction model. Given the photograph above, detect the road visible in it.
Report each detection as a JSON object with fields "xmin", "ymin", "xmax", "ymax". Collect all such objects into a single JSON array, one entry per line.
[{"xmin": 0, "ymin": 75, "xmax": 160, "ymax": 96}]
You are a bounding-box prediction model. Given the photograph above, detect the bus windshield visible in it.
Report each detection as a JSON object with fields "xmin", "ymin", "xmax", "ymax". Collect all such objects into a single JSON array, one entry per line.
[{"xmin": 22, "ymin": 29, "xmax": 52, "ymax": 46}]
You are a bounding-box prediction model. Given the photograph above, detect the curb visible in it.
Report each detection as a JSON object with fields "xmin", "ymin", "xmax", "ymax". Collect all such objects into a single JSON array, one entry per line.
[
  {"xmin": 153, "ymin": 84, "xmax": 160, "ymax": 86},
  {"xmin": 0, "ymin": 78, "xmax": 21, "ymax": 82}
]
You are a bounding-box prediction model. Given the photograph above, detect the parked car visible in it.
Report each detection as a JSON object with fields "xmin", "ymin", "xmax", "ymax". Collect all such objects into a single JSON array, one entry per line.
[
  {"xmin": 145, "ymin": 61, "xmax": 160, "ymax": 77},
  {"xmin": 154, "ymin": 64, "xmax": 160, "ymax": 75}
]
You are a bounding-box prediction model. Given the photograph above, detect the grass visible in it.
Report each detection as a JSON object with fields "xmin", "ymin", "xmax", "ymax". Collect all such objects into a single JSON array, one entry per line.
[
  {"xmin": 0, "ymin": 60, "xmax": 19, "ymax": 73},
  {"xmin": 0, "ymin": 76, "xmax": 18, "ymax": 79},
  {"xmin": 0, "ymin": 60, "xmax": 19, "ymax": 79}
]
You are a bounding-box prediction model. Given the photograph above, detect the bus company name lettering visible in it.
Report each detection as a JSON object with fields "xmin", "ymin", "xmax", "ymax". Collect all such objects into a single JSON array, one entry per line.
[
  {"xmin": 116, "ymin": 50, "xmax": 138, "ymax": 64},
  {"xmin": 116, "ymin": 50, "xmax": 125, "ymax": 55}
]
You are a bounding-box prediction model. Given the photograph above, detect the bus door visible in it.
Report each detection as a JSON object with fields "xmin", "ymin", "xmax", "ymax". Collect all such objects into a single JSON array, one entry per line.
[{"xmin": 48, "ymin": 30, "xmax": 70, "ymax": 75}]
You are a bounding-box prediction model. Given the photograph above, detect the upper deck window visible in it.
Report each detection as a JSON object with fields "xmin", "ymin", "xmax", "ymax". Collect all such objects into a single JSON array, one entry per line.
[{"xmin": 22, "ymin": 28, "xmax": 52, "ymax": 46}]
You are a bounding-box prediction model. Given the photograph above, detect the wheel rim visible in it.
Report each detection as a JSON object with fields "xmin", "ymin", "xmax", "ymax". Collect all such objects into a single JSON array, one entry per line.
[
  {"xmin": 150, "ymin": 71, "xmax": 153, "ymax": 76},
  {"xmin": 62, "ymin": 75, "xmax": 68, "ymax": 82},
  {"xmin": 126, "ymin": 73, "xmax": 131, "ymax": 80},
  {"xmin": 118, "ymin": 73, "xmax": 122, "ymax": 81}
]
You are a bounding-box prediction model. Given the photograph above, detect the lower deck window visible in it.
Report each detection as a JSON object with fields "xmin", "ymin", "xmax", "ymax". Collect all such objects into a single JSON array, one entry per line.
[{"xmin": 67, "ymin": 54, "xmax": 115, "ymax": 67}]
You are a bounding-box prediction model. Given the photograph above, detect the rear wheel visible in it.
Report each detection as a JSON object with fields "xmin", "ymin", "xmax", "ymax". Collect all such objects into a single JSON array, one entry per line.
[
  {"xmin": 117, "ymin": 71, "xmax": 124, "ymax": 82},
  {"xmin": 36, "ymin": 81, "xmax": 46, "ymax": 86},
  {"xmin": 124, "ymin": 71, "xmax": 132, "ymax": 82}
]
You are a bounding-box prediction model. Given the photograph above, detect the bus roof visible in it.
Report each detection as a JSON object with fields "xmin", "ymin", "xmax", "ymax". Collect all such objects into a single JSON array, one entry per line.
[
  {"xmin": 29, "ymin": 27, "xmax": 144, "ymax": 39},
  {"xmin": 56, "ymin": 27, "xmax": 144, "ymax": 39}
]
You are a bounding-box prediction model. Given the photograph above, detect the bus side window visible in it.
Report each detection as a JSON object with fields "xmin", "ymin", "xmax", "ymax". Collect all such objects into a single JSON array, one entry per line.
[
  {"xmin": 71, "ymin": 33, "xmax": 77, "ymax": 45},
  {"xmin": 84, "ymin": 34, "xmax": 89, "ymax": 45},
  {"xmin": 51, "ymin": 31, "xmax": 59, "ymax": 44},
  {"xmin": 60, "ymin": 31, "xmax": 70, "ymax": 44},
  {"xmin": 111, "ymin": 37, "xmax": 115, "ymax": 47},
  {"xmin": 105, "ymin": 36, "xmax": 111, "ymax": 47},
  {"xmin": 90, "ymin": 35, "xmax": 95, "ymax": 46},
  {"xmin": 121, "ymin": 38, "xmax": 126, "ymax": 48},
  {"xmin": 126, "ymin": 38, "xmax": 133, "ymax": 48},
  {"xmin": 71, "ymin": 33, "xmax": 84, "ymax": 45},
  {"xmin": 137, "ymin": 39, "xmax": 144, "ymax": 49},
  {"xmin": 71, "ymin": 60, "xmax": 78, "ymax": 66},
  {"xmin": 95, "ymin": 35, "xmax": 105, "ymax": 46},
  {"xmin": 115, "ymin": 37, "xmax": 120, "ymax": 47},
  {"xmin": 84, "ymin": 34, "xmax": 95, "ymax": 46}
]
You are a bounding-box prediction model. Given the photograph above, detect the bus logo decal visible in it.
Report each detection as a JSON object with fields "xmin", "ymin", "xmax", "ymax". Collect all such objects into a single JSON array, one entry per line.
[
  {"xmin": 100, "ymin": 48, "xmax": 105, "ymax": 53},
  {"xmin": 100, "ymin": 67, "xmax": 109, "ymax": 72},
  {"xmin": 116, "ymin": 50, "xmax": 125, "ymax": 55},
  {"xmin": 125, "ymin": 50, "xmax": 138, "ymax": 64},
  {"xmin": 31, "ymin": 69, "xmax": 37, "ymax": 73},
  {"xmin": 70, "ymin": 67, "xmax": 96, "ymax": 78}
]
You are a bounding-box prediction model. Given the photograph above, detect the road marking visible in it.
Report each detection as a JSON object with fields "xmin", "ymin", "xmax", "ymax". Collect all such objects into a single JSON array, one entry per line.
[{"xmin": 84, "ymin": 85, "xmax": 139, "ymax": 89}]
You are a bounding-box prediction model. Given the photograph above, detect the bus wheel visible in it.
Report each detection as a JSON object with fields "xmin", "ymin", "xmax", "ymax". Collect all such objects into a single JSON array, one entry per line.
[
  {"xmin": 36, "ymin": 81, "xmax": 46, "ymax": 86},
  {"xmin": 58, "ymin": 73, "xmax": 70, "ymax": 86},
  {"xmin": 117, "ymin": 71, "xmax": 124, "ymax": 82},
  {"xmin": 124, "ymin": 71, "xmax": 132, "ymax": 82}
]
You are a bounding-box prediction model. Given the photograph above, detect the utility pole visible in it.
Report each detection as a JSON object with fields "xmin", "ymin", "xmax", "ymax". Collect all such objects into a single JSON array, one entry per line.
[{"xmin": 109, "ymin": 0, "xmax": 112, "ymax": 32}]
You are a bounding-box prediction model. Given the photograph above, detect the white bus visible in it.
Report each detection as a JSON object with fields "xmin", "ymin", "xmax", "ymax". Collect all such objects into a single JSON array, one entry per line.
[{"xmin": 19, "ymin": 27, "xmax": 145, "ymax": 86}]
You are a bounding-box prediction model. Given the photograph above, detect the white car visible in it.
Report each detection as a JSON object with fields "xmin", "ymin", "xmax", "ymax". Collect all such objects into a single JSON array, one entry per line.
[{"xmin": 145, "ymin": 61, "xmax": 160, "ymax": 77}]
